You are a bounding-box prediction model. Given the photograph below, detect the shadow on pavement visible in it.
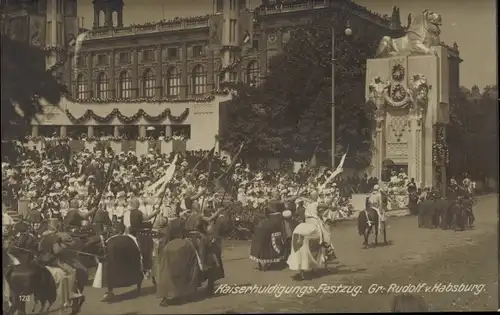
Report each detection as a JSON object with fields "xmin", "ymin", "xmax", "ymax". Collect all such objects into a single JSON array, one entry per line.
[
  {"xmin": 365, "ymin": 240, "xmax": 394, "ymax": 249},
  {"xmin": 107, "ymin": 285, "xmax": 156, "ymax": 304}
]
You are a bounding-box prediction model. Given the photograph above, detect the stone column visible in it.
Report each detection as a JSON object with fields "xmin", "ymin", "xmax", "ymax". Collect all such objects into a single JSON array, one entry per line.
[
  {"xmin": 180, "ymin": 43, "xmax": 188, "ymax": 98},
  {"xmin": 114, "ymin": 126, "xmax": 120, "ymax": 137},
  {"xmin": 87, "ymin": 126, "xmax": 94, "ymax": 137},
  {"xmin": 139, "ymin": 126, "xmax": 146, "ymax": 138},
  {"xmin": 408, "ymin": 116, "xmax": 417, "ymax": 182},
  {"xmin": 60, "ymin": 126, "xmax": 67, "ymax": 137},
  {"xmin": 87, "ymin": 53, "xmax": 93, "ymax": 98},
  {"xmin": 374, "ymin": 116, "xmax": 386, "ymax": 181},
  {"xmin": 109, "ymin": 49, "xmax": 115, "ymax": 98},
  {"xmin": 132, "ymin": 49, "xmax": 139, "ymax": 98},
  {"xmin": 31, "ymin": 125, "xmax": 39, "ymax": 137},
  {"xmin": 415, "ymin": 117, "xmax": 424, "ymax": 187},
  {"xmin": 165, "ymin": 125, "xmax": 172, "ymax": 137},
  {"xmin": 155, "ymin": 46, "xmax": 162, "ymax": 97}
]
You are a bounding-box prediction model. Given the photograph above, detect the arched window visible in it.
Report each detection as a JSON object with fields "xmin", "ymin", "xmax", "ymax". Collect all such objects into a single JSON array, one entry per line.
[
  {"xmin": 112, "ymin": 11, "xmax": 118, "ymax": 27},
  {"xmin": 142, "ymin": 69, "xmax": 155, "ymax": 98},
  {"xmin": 95, "ymin": 72, "xmax": 108, "ymax": 99},
  {"xmin": 191, "ymin": 65, "xmax": 206, "ymax": 95},
  {"xmin": 166, "ymin": 67, "xmax": 180, "ymax": 97},
  {"xmin": 118, "ymin": 71, "xmax": 132, "ymax": 98},
  {"xmin": 98, "ymin": 10, "xmax": 105, "ymax": 27},
  {"xmin": 76, "ymin": 74, "xmax": 86, "ymax": 99},
  {"xmin": 246, "ymin": 61, "xmax": 260, "ymax": 86}
]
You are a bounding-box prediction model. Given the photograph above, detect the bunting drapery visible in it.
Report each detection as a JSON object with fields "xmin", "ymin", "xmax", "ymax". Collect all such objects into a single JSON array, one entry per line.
[{"xmin": 65, "ymin": 108, "xmax": 189, "ymax": 124}]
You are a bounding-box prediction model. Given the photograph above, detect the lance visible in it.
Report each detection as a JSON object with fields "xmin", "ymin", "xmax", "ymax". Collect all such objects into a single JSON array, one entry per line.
[{"xmin": 90, "ymin": 155, "xmax": 118, "ymax": 223}]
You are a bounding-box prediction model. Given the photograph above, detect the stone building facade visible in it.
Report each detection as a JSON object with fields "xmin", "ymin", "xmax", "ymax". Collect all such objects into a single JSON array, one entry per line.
[{"xmin": 1, "ymin": 0, "xmax": 461, "ymax": 154}]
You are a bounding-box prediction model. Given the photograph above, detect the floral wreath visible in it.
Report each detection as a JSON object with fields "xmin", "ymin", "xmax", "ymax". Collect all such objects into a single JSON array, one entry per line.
[
  {"xmin": 391, "ymin": 64, "xmax": 405, "ymax": 82},
  {"xmin": 390, "ymin": 84, "xmax": 407, "ymax": 102}
]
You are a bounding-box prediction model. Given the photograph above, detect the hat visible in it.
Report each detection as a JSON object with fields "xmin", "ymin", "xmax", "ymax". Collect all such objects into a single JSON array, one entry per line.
[
  {"xmin": 373, "ymin": 184, "xmax": 380, "ymax": 191},
  {"xmin": 105, "ymin": 192, "xmax": 114, "ymax": 198},
  {"xmin": 117, "ymin": 191, "xmax": 126, "ymax": 198},
  {"xmin": 282, "ymin": 210, "xmax": 292, "ymax": 218}
]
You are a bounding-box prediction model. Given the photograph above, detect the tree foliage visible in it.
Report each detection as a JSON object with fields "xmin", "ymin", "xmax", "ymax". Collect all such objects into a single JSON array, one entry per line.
[
  {"xmin": 447, "ymin": 85, "xmax": 498, "ymax": 181},
  {"xmin": 1, "ymin": 34, "xmax": 66, "ymax": 140},
  {"xmin": 223, "ymin": 11, "xmax": 378, "ymax": 168}
]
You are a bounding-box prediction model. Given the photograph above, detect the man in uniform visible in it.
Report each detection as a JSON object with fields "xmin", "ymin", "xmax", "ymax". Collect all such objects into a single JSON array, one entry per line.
[{"xmin": 38, "ymin": 218, "xmax": 84, "ymax": 302}]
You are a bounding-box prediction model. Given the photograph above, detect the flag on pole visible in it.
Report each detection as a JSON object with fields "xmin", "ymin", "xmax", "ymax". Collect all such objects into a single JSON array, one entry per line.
[
  {"xmin": 216, "ymin": 142, "xmax": 244, "ymax": 181},
  {"xmin": 192, "ymin": 146, "xmax": 215, "ymax": 172},
  {"xmin": 320, "ymin": 149, "xmax": 348, "ymax": 189},
  {"xmin": 144, "ymin": 154, "xmax": 179, "ymax": 195},
  {"xmin": 243, "ymin": 30, "xmax": 251, "ymax": 44}
]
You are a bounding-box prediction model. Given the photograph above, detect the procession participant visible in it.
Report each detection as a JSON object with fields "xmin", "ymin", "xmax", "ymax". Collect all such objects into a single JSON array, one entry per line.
[
  {"xmin": 184, "ymin": 194, "xmax": 223, "ymax": 271},
  {"xmin": 123, "ymin": 198, "xmax": 161, "ymax": 276},
  {"xmin": 367, "ymin": 184, "xmax": 387, "ymax": 235},
  {"xmin": 303, "ymin": 191, "xmax": 336, "ymax": 260},
  {"xmin": 63, "ymin": 200, "xmax": 96, "ymax": 229},
  {"xmin": 114, "ymin": 191, "xmax": 127, "ymax": 219},
  {"xmin": 26, "ymin": 205, "xmax": 44, "ymax": 232},
  {"xmin": 38, "ymin": 218, "xmax": 84, "ymax": 302},
  {"xmin": 92, "ymin": 202, "xmax": 113, "ymax": 235}
]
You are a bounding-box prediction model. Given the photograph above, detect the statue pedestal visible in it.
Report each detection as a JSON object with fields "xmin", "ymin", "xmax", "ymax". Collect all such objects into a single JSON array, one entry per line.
[{"xmin": 365, "ymin": 46, "xmax": 450, "ymax": 191}]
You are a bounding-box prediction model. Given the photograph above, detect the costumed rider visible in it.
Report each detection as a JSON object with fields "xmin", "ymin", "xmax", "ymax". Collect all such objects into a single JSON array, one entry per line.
[
  {"xmin": 123, "ymin": 198, "xmax": 161, "ymax": 276},
  {"xmin": 183, "ymin": 187, "xmax": 223, "ymax": 270},
  {"xmin": 38, "ymin": 217, "xmax": 84, "ymax": 302},
  {"xmin": 63, "ymin": 199, "xmax": 96, "ymax": 230},
  {"xmin": 367, "ymin": 184, "xmax": 386, "ymax": 237},
  {"xmin": 27, "ymin": 206, "xmax": 44, "ymax": 233},
  {"xmin": 304, "ymin": 191, "xmax": 336, "ymax": 260},
  {"xmin": 92, "ymin": 201, "xmax": 113, "ymax": 235}
]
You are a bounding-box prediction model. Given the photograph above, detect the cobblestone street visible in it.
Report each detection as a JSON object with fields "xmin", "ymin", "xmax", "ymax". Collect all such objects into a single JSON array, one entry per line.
[{"xmin": 25, "ymin": 195, "xmax": 498, "ymax": 314}]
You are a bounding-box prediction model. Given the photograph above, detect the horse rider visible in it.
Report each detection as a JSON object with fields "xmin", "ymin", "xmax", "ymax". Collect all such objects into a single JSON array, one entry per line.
[
  {"xmin": 26, "ymin": 208, "xmax": 44, "ymax": 234},
  {"xmin": 184, "ymin": 191, "xmax": 224, "ymax": 273},
  {"xmin": 124, "ymin": 198, "xmax": 161, "ymax": 277},
  {"xmin": 304, "ymin": 191, "xmax": 336, "ymax": 260},
  {"xmin": 92, "ymin": 203, "xmax": 113, "ymax": 235},
  {"xmin": 63, "ymin": 199, "xmax": 96, "ymax": 230},
  {"xmin": 367, "ymin": 184, "xmax": 386, "ymax": 235},
  {"xmin": 38, "ymin": 217, "xmax": 84, "ymax": 302}
]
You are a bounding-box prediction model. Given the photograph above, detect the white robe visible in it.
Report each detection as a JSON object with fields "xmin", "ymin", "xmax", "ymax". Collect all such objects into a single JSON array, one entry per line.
[{"xmin": 304, "ymin": 201, "xmax": 331, "ymax": 246}]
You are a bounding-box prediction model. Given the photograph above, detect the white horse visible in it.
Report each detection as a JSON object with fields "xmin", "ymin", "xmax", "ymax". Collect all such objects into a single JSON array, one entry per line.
[{"xmin": 287, "ymin": 199, "xmax": 336, "ymax": 280}]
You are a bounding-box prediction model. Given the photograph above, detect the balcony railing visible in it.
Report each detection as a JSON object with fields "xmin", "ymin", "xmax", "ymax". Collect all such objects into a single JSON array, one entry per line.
[{"xmin": 88, "ymin": 18, "xmax": 210, "ymax": 39}]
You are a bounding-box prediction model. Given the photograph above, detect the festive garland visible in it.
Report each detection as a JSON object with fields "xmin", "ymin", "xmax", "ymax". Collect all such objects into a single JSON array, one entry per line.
[
  {"xmin": 383, "ymin": 84, "xmax": 412, "ymax": 108},
  {"xmin": 219, "ymin": 57, "xmax": 243, "ymax": 74},
  {"xmin": 432, "ymin": 128, "xmax": 450, "ymax": 166},
  {"xmin": 64, "ymin": 93, "xmax": 215, "ymax": 104},
  {"xmin": 65, "ymin": 108, "xmax": 189, "ymax": 124}
]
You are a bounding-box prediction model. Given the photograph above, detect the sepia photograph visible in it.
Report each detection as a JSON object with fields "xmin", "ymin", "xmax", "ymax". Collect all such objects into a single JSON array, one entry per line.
[{"xmin": 1, "ymin": 0, "xmax": 497, "ymax": 314}]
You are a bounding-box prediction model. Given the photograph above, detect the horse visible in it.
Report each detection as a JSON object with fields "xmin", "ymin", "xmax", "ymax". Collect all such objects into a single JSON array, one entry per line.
[
  {"xmin": 357, "ymin": 207, "xmax": 387, "ymax": 248},
  {"xmin": 287, "ymin": 221, "xmax": 328, "ymax": 280},
  {"xmin": 4, "ymin": 230, "xmax": 93, "ymax": 315},
  {"xmin": 452, "ymin": 197, "xmax": 474, "ymax": 231}
]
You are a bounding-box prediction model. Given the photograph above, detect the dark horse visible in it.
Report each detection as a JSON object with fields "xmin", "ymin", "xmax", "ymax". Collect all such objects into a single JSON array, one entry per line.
[
  {"xmin": 4, "ymin": 228, "xmax": 93, "ymax": 315},
  {"xmin": 357, "ymin": 199, "xmax": 387, "ymax": 248}
]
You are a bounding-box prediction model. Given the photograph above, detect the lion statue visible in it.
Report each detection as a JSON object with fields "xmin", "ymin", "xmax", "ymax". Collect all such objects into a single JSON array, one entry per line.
[{"xmin": 375, "ymin": 10, "xmax": 442, "ymax": 58}]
